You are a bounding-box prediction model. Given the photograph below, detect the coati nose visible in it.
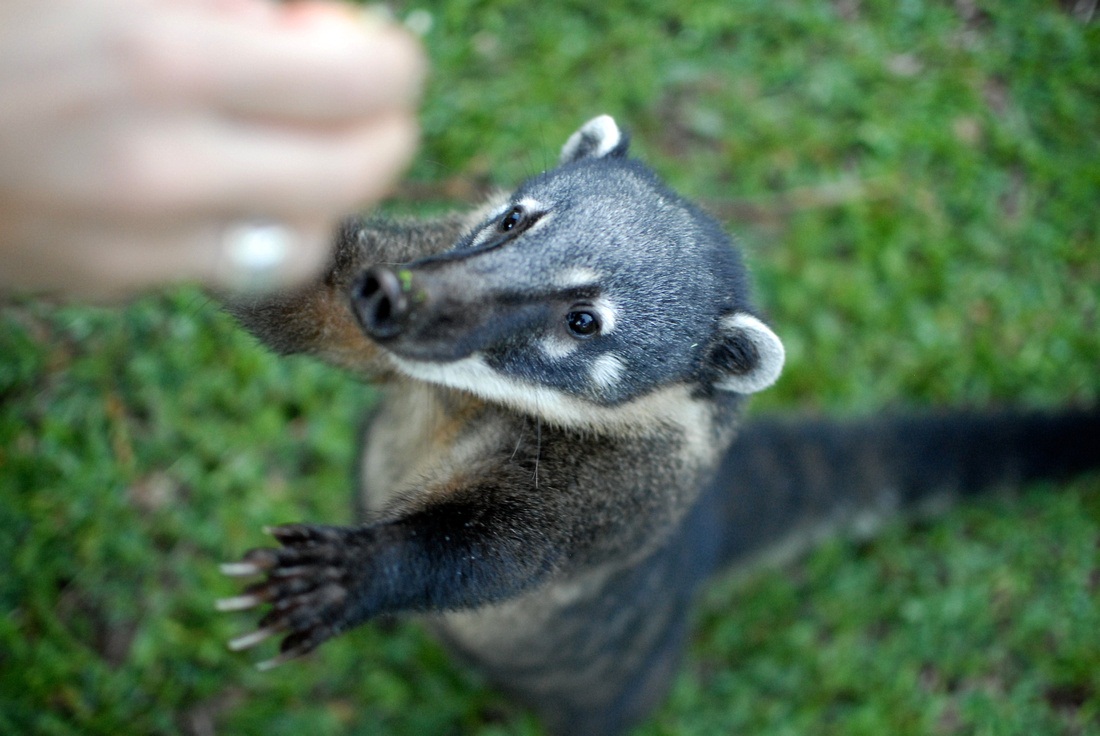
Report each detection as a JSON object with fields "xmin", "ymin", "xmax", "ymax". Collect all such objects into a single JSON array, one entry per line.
[{"xmin": 352, "ymin": 266, "xmax": 413, "ymax": 340}]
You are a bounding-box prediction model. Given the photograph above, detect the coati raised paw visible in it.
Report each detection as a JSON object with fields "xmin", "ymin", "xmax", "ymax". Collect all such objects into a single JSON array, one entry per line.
[{"xmin": 218, "ymin": 524, "xmax": 376, "ymax": 669}]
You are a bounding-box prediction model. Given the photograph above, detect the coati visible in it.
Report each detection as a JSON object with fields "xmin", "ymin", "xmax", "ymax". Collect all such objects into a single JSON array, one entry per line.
[{"xmin": 219, "ymin": 116, "xmax": 1100, "ymax": 736}]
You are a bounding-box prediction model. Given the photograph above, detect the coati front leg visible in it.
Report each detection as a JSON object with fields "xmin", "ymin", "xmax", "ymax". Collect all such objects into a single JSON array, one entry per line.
[
  {"xmin": 219, "ymin": 466, "xmax": 567, "ymax": 668},
  {"xmin": 218, "ymin": 412, "xmax": 709, "ymax": 673}
]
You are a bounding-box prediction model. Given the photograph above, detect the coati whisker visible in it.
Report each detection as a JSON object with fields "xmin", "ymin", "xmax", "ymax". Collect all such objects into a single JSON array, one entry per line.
[{"xmin": 534, "ymin": 414, "xmax": 542, "ymax": 491}]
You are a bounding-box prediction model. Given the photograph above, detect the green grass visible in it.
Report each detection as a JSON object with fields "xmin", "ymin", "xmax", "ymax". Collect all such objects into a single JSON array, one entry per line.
[{"xmin": 2, "ymin": 0, "xmax": 1098, "ymax": 733}]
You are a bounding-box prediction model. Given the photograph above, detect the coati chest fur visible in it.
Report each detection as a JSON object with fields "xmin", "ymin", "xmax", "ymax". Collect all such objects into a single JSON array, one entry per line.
[{"xmin": 220, "ymin": 116, "xmax": 1099, "ymax": 736}]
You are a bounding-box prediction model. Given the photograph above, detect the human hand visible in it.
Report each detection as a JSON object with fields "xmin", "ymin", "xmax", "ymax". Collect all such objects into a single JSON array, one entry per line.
[{"xmin": 0, "ymin": 0, "xmax": 425, "ymax": 300}]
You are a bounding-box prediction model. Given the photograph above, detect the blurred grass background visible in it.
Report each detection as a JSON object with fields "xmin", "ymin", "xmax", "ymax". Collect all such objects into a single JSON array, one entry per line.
[{"xmin": 2, "ymin": 0, "xmax": 1099, "ymax": 733}]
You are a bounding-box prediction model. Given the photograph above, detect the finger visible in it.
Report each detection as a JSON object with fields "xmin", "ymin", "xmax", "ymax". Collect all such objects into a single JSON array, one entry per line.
[
  {"xmin": 130, "ymin": 6, "xmax": 426, "ymax": 124},
  {"xmin": 116, "ymin": 113, "xmax": 419, "ymax": 219},
  {"xmin": 1, "ymin": 215, "xmax": 336, "ymax": 300},
  {"xmin": 210, "ymin": 24, "xmax": 426, "ymax": 122}
]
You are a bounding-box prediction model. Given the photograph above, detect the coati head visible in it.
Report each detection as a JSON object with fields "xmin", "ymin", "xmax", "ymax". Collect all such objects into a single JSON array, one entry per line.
[{"xmin": 352, "ymin": 116, "xmax": 783, "ymax": 428}]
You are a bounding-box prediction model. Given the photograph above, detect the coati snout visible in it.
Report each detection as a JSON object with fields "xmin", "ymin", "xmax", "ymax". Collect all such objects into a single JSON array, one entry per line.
[{"xmin": 351, "ymin": 260, "xmax": 551, "ymax": 364}]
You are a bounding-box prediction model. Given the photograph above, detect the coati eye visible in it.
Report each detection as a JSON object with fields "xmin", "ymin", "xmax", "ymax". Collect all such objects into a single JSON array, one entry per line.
[
  {"xmin": 498, "ymin": 206, "xmax": 525, "ymax": 232},
  {"xmin": 462, "ymin": 202, "xmax": 544, "ymax": 252},
  {"xmin": 566, "ymin": 310, "xmax": 600, "ymax": 338}
]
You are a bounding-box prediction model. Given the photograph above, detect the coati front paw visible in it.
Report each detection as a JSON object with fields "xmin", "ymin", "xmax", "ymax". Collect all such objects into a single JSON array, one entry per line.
[{"xmin": 218, "ymin": 524, "xmax": 374, "ymax": 670}]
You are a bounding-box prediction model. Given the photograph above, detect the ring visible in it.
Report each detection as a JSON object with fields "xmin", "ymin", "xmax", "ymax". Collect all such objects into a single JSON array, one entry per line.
[{"xmin": 219, "ymin": 221, "xmax": 296, "ymax": 292}]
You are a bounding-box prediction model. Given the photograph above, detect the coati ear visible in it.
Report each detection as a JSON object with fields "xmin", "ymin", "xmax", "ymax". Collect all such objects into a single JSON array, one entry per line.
[
  {"xmin": 709, "ymin": 312, "xmax": 785, "ymax": 394},
  {"xmin": 560, "ymin": 115, "xmax": 631, "ymax": 164}
]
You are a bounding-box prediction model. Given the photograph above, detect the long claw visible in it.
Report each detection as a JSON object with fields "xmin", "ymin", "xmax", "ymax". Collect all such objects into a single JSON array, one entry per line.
[
  {"xmin": 215, "ymin": 593, "xmax": 265, "ymax": 612},
  {"xmin": 228, "ymin": 625, "xmax": 283, "ymax": 652},
  {"xmin": 220, "ymin": 562, "xmax": 262, "ymax": 577},
  {"xmin": 220, "ymin": 523, "xmax": 361, "ymax": 668}
]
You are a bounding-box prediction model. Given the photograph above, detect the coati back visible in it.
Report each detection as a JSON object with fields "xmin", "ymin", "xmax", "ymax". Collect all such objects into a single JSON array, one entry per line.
[{"xmin": 220, "ymin": 116, "xmax": 1100, "ymax": 736}]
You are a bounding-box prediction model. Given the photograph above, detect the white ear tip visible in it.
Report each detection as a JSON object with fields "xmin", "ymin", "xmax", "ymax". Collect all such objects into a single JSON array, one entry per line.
[
  {"xmin": 584, "ymin": 114, "xmax": 618, "ymax": 135},
  {"xmin": 716, "ymin": 313, "xmax": 785, "ymax": 394},
  {"xmin": 560, "ymin": 115, "xmax": 623, "ymax": 163}
]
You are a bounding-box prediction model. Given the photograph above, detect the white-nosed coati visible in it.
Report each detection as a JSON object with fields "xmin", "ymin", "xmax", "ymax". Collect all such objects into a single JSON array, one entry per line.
[{"xmin": 219, "ymin": 116, "xmax": 1100, "ymax": 736}]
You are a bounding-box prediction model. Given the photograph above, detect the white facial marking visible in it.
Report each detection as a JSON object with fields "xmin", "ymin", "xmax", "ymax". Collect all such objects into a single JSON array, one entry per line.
[
  {"xmin": 389, "ymin": 353, "xmax": 708, "ymax": 437},
  {"xmin": 590, "ymin": 296, "xmax": 618, "ymax": 335},
  {"xmin": 516, "ymin": 196, "xmax": 544, "ymax": 213},
  {"xmin": 588, "ymin": 354, "xmax": 625, "ymax": 390},
  {"xmin": 391, "ymin": 354, "xmax": 577, "ymax": 426},
  {"xmin": 555, "ymin": 267, "xmax": 600, "ymax": 290},
  {"xmin": 541, "ymin": 335, "xmax": 580, "ymax": 360}
]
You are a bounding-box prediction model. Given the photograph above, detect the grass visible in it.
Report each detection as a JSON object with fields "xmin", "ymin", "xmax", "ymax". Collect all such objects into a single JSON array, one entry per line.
[{"xmin": 2, "ymin": 0, "xmax": 1098, "ymax": 733}]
